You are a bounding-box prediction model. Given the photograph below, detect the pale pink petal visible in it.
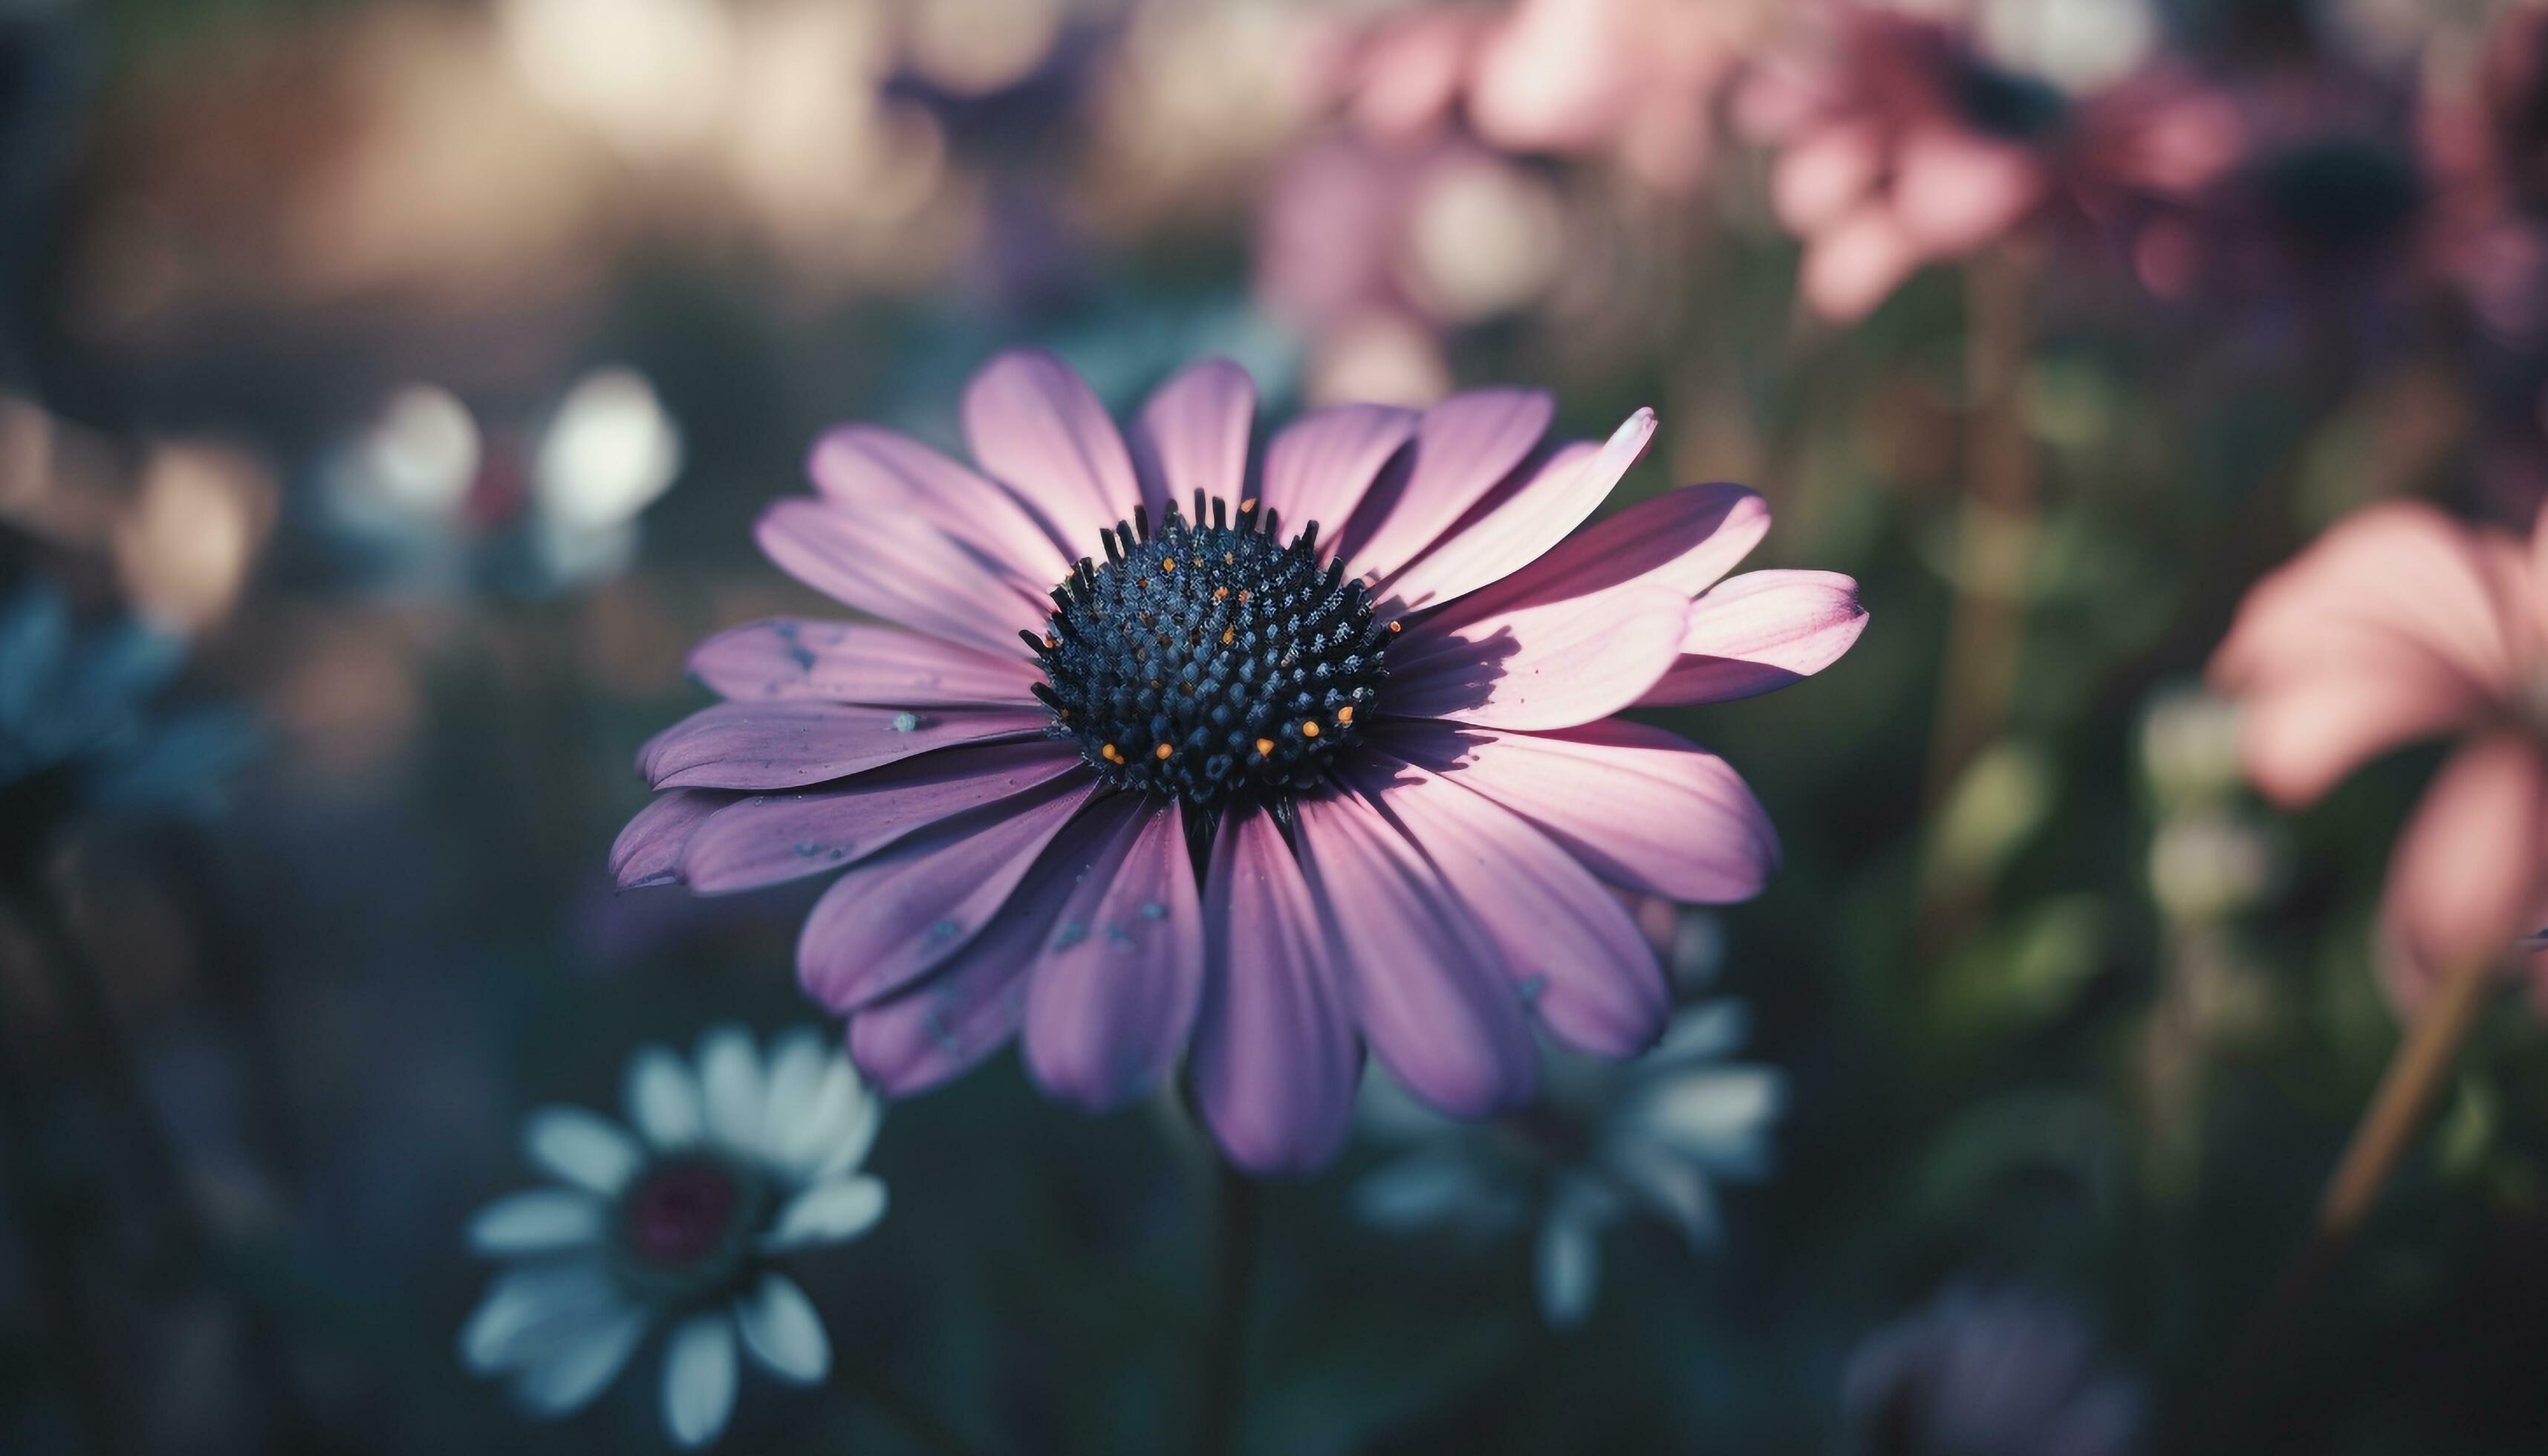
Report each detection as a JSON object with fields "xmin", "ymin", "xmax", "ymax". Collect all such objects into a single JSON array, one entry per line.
[
  {"xmin": 1770, "ymin": 120, "xmax": 1885, "ymax": 233},
  {"xmin": 2234, "ymin": 666, "xmax": 2485, "ymax": 807},
  {"xmin": 845, "ymin": 798, "xmax": 1132, "ymax": 1096},
  {"xmin": 611, "ymin": 790, "xmax": 738, "ymax": 888},
  {"xmin": 755, "ymin": 499, "xmax": 1050, "ymax": 661},
  {"xmin": 961, "ymin": 350, "xmax": 1143, "ymax": 553},
  {"xmin": 1342, "ymin": 758, "xmax": 1666, "ymax": 1057},
  {"xmin": 1293, "ymin": 790, "xmax": 1538, "ymax": 1117},
  {"xmin": 1387, "ymin": 582, "xmax": 1689, "ymax": 730},
  {"xmin": 1342, "ymin": 389, "xmax": 1554, "ymax": 581},
  {"xmin": 1131, "ymin": 359, "xmax": 1256, "ymax": 521},
  {"xmin": 674, "ymin": 741, "xmax": 1088, "ymax": 894},
  {"xmin": 637, "ymin": 703, "xmax": 1049, "ymax": 790},
  {"xmin": 2211, "ymin": 501, "xmax": 2521, "ymax": 699},
  {"xmin": 1192, "ymin": 802, "xmax": 1359, "ymax": 1174},
  {"xmin": 1437, "ymin": 482, "xmax": 1769, "ymax": 628},
  {"xmin": 1801, "ymin": 205, "xmax": 1925, "ymax": 324},
  {"xmin": 1255, "ymin": 403, "xmax": 1418, "ymax": 554},
  {"xmin": 1469, "ymin": 0, "xmax": 1629, "ymax": 153},
  {"xmin": 687, "ymin": 620, "xmax": 1041, "ymax": 709},
  {"xmin": 1369, "ymin": 717, "xmax": 1778, "ymax": 903},
  {"xmin": 806, "ymin": 425, "xmax": 1072, "ymax": 588},
  {"xmin": 797, "ymin": 777, "xmax": 1096, "ymax": 1012},
  {"xmin": 1023, "ymin": 799, "xmax": 1205, "ymax": 1109},
  {"xmin": 1639, "ymin": 569, "xmax": 1869, "ymax": 704},
  {"xmin": 1890, "ymin": 125, "xmax": 2046, "ymax": 253},
  {"xmin": 1380, "ymin": 408, "xmax": 1656, "ymax": 612},
  {"xmin": 2380, "ymin": 732, "xmax": 2548, "ymax": 1012}
]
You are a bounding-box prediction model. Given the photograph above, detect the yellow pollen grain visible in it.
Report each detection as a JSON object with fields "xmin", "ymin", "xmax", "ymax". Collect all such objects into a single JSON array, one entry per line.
[
  {"xmin": 1154, "ymin": 742, "xmax": 1174, "ymax": 760},
  {"xmin": 1213, "ymin": 585, "xmax": 1229, "ymax": 600},
  {"xmin": 1223, "ymin": 552, "xmax": 1235, "ymax": 565},
  {"xmin": 1386, "ymin": 620, "xmax": 1402, "ymax": 633},
  {"xmin": 1301, "ymin": 720, "xmax": 1321, "ymax": 738},
  {"xmin": 1101, "ymin": 743, "xmax": 1122, "ymax": 763},
  {"xmin": 1043, "ymin": 633, "xmax": 1056, "ymax": 648},
  {"xmin": 1336, "ymin": 706, "xmax": 1354, "ymax": 724},
  {"xmin": 1237, "ymin": 590, "xmax": 1251, "ymax": 603},
  {"xmin": 1240, "ymin": 498, "xmax": 1258, "ymax": 513},
  {"xmin": 1255, "ymin": 738, "xmax": 1275, "ymax": 756},
  {"xmin": 1162, "ymin": 558, "xmax": 1176, "ymax": 571},
  {"xmin": 1221, "ymin": 626, "xmax": 1235, "ymax": 645}
]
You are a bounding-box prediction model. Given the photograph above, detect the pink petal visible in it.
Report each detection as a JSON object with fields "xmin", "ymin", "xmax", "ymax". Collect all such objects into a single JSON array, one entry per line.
[
  {"xmin": 687, "ymin": 619, "xmax": 1042, "ymax": 709},
  {"xmin": 1255, "ymin": 403, "xmax": 1418, "ymax": 556},
  {"xmin": 1023, "ymin": 799, "xmax": 1206, "ymax": 1109},
  {"xmin": 1388, "ymin": 582, "xmax": 1689, "ymax": 730},
  {"xmin": 1293, "ymin": 790, "xmax": 1538, "ymax": 1117},
  {"xmin": 1131, "ymin": 359, "xmax": 1256, "ymax": 521},
  {"xmin": 961, "ymin": 350, "xmax": 1142, "ymax": 554},
  {"xmin": 1380, "ymin": 408, "xmax": 1657, "ymax": 612},
  {"xmin": 1368, "ymin": 717, "xmax": 1779, "ymax": 903},
  {"xmin": 1437, "ymin": 482, "xmax": 1769, "ymax": 628},
  {"xmin": 1771, "ymin": 120, "xmax": 1884, "ymax": 233},
  {"xmin": 1342, "ymin": 758, "xmax": 1666, "ymax": 1057},
  {"xmin": 755, "ymin": 499, "xmax": 1050, "ymax": 661},
  {"xmin": 611, "ymin": 790, "xmax": 738, "ymax": 888},
  {"xmin": 637, "ymin": 702, "xmax": 1050, "ymax": 790},
  {"xmin": 1801, "ymin": 205, "xmax": 1924, "ymax": 324},
  {"xmin": 1891, "ymin": 126, "xmax": 2045, "ymax": 254},
  {"xmin": 2380, "ymin": 732, "xmax": 2548, "ymax": 1013},
  {"xmin": 845, "ymin": 798, "xmax": 1133, "ymax": 1096},
  {"xmin": 1639, "ymin": 568, "xmax": 1868, "ymax": 705},
  {"xmin": 1342, "ymin": 389, "xmax": 1555, "ymax": 581},
  {"xmin": 674, "ymin": 741, "xmax": 1088, "ymax": 894},
  {"xmin": 2212, "ymin": 501, "xmax": 2521, "ymax": 703},
  {"xmin": 1191, "ymin": 802, "xmax": 1361, "ymax": 1174},
  {"xmin": 2233, "ymin": 666, "xmax": 2484, "ymax": 807},
  {"xmin": 806, "ymin": 425, "xmax": 1072, "ymax": 588},
  {"xmin": 797, "ymin": 777, "xmax": 1095, "ymax": 1012}
]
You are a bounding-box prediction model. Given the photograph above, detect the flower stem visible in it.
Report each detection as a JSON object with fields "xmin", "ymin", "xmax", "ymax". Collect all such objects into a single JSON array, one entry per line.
[
  {"xmin": 2229, "ymin": 955, "xmax": 2500, "ymax": 1405},
  {"xmin": 1196, "ymin": 1156, "xmax": 1262, "ymax": 1456}
]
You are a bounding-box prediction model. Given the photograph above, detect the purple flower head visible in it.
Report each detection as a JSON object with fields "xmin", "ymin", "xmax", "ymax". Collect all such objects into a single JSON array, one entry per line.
[
  {"xmin": 1844, "ymin": 1284, "xmax": 2140, "ymax": 1456},
  {"xmin": 614, "ymin": 351, "xmax": 1866, "ymax": 1173}
]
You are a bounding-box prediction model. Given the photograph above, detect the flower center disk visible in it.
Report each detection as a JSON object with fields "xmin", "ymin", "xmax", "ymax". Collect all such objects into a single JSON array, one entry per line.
[{"xmin": 1028, "ymin": 495, "xmax": 1391, "ymax": 805}]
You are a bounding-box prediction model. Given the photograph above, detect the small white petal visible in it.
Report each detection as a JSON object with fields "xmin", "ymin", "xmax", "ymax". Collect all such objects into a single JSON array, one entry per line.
[
  {"xmin": 467, "ymin": 1189, "xmax": 605, "ymax": 1256},
  {"xmin": 1604, "ymin": 1144, "xmax": 1723, "ymax": 1248},
  {"xmin": 763, "ymin": 1175, "xmax": 887, "ymax": 1250},
  {"xmin": 1351, "ymin": 1154, "xmax": 1491, "ymax": 1231},
  {"xmin": 780, "ymin": 1055, "xmax": 879, "ymax": 1183},
  {"xmin": 523, "ymin": 1106, "xmax": 643, "ymax": 1195},
  {"xmin": 625, "ymin": 1044, "xmax": 706, "ymax": 1150},
  {"xmin": 1645, "ymin": 1000, "xmax": 1750, "ymax": 1069},
  {"xmin": 697, "ymin": 1024, "xmax": 767, "ymax": 1159},
  {"xmin": 1535, "ymin": 1192, "xmax": 1606, "ymax": 1331},
  {"xmin": 458, "ymin": 1261, "xmax": 617, "ymax": 1372},
  {"xmin": 661, "ymin": 1311, "xmax": 739, "ymax": 1449},
  {"xmin": 760, "ymin": 1027, "xmax": 828, "ymax": 1144},
  {"xmin": 1628, "ymin": 1066, "xmax": 1785, "ymax": 1178},
  {"xmin": 510, "ymin": 1300, "xmax": 649, "ymax": 1415},
  {"xmin": 735, "ymin": 1273, "xmax": 831, "ymax": 1385}
]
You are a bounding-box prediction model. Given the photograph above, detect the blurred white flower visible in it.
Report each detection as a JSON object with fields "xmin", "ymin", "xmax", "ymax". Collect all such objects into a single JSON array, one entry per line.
[
  {"xmin": 500, "ymin": 0, "xmax": 735, "ymax": 160},
  {"xmin": 1353, "ymin": 1000, "xmax": 1784, "ymax": 1330},
  {"xmin": 527, "ymin": 365, "xmax": 685, "ymax": 583},
  {"xmin": 459, "ymin": 1024, "xmax": 885, "ymax": 1449},
  {"xmin": 2136, "ymin": 686, "xmax": 2245, "ymax": 810},
  {"xmin": 2148, "ymin": 809, "xmax": 2281, "ymax": 925}
]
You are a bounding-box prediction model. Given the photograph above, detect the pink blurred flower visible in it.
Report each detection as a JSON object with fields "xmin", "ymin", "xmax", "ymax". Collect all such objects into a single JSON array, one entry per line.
[
  {"xmin": 1466, "ymin": 0, "xmax": 1746, "ymax": 195},
  {"xmin": 1741, "ymin": 7, "xmax": 2235, "ymax": 322},
  {"xmin": 614, "ymin": 351, "xmax": 1866, "ymax": 1173},
  {"xmin": 2209, "ymin": 500, "xmax": 2548, "ymax": 1014}
]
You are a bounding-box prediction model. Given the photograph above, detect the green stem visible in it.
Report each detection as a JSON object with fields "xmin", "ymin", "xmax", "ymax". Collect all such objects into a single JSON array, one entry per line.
[{"xmin": 1195, "ymin": 1156, "xmax": 1262, "ymax": 1456}]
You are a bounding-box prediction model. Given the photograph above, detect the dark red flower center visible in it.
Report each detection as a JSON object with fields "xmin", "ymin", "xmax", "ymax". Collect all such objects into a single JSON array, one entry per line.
[
  {"xmin": 1026, "ymin": 492, "xmax": 1391, "ymax": 809},
  {"xmin": 620, "ymin": 1158, "xmax": 745, "ymax": 1267}
]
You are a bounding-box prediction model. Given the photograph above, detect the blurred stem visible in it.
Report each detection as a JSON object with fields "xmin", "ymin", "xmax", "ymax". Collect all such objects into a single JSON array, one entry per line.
[
  {"xmin": 1196, "ymin": 1156, "xmax": 1261, "ymax": 1456},
  {"xmin": 843, "ymin": 1365, "xmax": 995, "ymax": 1456},
  {"xmin": 0, "ymin": 966, "xmax": 132, "ymax": 1455},
  {"xmin": 2231, "ymin": 955, "xmax": 2500, "ymax": 1403},
  {"xmin": 1919, "ymin": 245, "xmax": 2040, "ymax": 953}
]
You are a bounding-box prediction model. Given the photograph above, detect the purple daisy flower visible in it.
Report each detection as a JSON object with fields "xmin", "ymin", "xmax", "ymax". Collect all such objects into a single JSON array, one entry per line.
[{"xmin": 612, "ymin": 351, "xmax": 1865, "ymax": 1173}]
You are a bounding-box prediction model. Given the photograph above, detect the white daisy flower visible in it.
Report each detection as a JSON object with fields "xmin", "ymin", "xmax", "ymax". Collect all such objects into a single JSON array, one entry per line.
[
  {"xmin": 1353, "ymin": 999, "xmax": 1785, "ymax": 1330},
  {"xmin": 458, "ymin": 1024, "xmax": 885, "ymax": 1448}
]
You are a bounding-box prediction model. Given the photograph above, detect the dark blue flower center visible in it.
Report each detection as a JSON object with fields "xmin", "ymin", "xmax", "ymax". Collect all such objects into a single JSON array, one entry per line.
[{"xmin": 1027, "ymin": 493, "xmax": 1391, "ymax": 807}]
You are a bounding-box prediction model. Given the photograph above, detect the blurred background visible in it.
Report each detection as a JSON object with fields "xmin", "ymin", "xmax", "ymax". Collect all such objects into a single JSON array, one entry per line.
[{"xmin": 4, "ymin": 0, "xmax": 2547, "ymax": 1450}]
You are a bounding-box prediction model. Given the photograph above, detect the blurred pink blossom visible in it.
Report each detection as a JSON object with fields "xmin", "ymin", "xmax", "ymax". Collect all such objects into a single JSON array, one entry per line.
[
  {"xmin": 2209, "ymin": 501, "xmax": 2548, "ymax": 1015},
  {"xmin": 1740, "ymin": 7, "xmax": 2235, "ymax": 322}
]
